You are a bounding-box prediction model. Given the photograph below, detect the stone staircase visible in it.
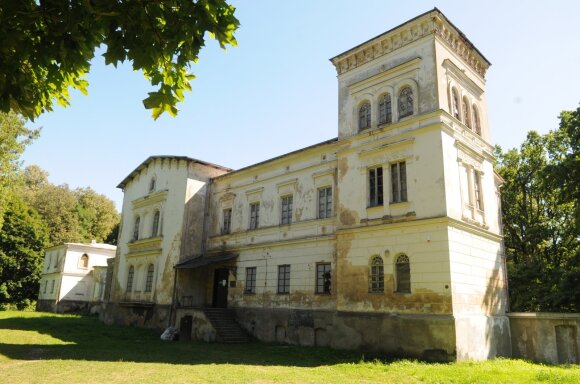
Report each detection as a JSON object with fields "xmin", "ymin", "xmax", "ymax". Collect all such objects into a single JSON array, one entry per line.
[{"xmin": 203, "ymin": 308, "xmax": 251, "ymax": 343}]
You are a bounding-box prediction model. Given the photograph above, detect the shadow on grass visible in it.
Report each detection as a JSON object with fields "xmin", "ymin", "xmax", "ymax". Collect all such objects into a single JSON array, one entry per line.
[{"xmin": 0, "ymin": 314, "xmax": 368, "ymax": 367}]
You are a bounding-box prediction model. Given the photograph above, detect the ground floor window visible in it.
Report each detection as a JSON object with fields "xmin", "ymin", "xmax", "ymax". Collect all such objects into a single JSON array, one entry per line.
[
  {"xmin": 316, "ymin": 263, "xmax": 331, "ymax": 294},
  {"xmin": 277, "ymin": 265, "xmax": 290, "ymax": 294},
  {"xmin": 245, "ymin": 267, "xmax": 257, "ymax": 294}
]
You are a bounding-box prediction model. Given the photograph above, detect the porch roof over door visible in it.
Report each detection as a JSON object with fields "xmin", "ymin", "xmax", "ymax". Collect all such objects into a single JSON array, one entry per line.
[{"xmin": 174, "ymin": 253, "xmax": 238, "ymax": 269}]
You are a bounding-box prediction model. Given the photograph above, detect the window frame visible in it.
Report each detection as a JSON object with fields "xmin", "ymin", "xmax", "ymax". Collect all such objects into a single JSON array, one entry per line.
[
  {"xmin": 152, "ymin": 210, "xmax": 160, "ymax": 237},
  {"xmin": 133, "ymin": 216, "xmax": 140, "ymax": 241},
  {"xmin": 378, "ymin": 93, "xmax": 392, "ymax": 125},
  {"xmin": 280, "ymin": 195, "xmax": 293, "ymax": 225},
  {"xmin": 318, "ymin": 187, "xmax": 333, "ymax": 219},
  {"xmin": 452, "ymin": 87, "xmax": 460, "ymax": 120},
  {"xmin": 316, "ymin": 263, "xmax": 332, "ymax": 294},
  {"xmin": 358, "ymin": 101, "xmax": 371, "ymax": 131},
  {"xmin": 390, "ymin": 161, "xmax": 408, "ymax": 203},
  {"xmin": 368, "ymin": 167, "xmax": 384, "ymax": 207},
  {"xmin": 144, "ymin": 264, "xmax": 154, "ymax": 292},
  {"xmin": 245, "ymin": 267, "xmax": 257, "ymax": 294},
  {"xmin": 126, "ymin": 266, "xmax": 135, "ymax": 293},
  {"xmin": 249, "ymin": 202, "xmax": 260, "ymax": 230},
  {"xmin": 222, "ymin": 208, "xmax": 232, "ymax": 235},
  {"xmin": 473, "ymin": 170, "xmax": 484, "ymax": 211},
  {"xmin": 473, "ymin": 105, "xmax": 482, "ymax": 136},
  {"xmin": 395, "ymin": 254, "xmax": 411, "ymax": 293},
  {"xmin": 277, "ymin": 264, "xmax": 291, "ymax": 294},
  {"xmin": 462, "ymin": 97, "xmax": 471, "ymax": 129},
  {"xmin": 79, "ymin": 253, "xmax": 89, "ymax": 269},
  {"xmin": 398, "ymin": 86, "xmax": 414, "ymax": 119},
  {"xmin": 369, "ymin": 255, "xmax": 384, "ymax": 293}
]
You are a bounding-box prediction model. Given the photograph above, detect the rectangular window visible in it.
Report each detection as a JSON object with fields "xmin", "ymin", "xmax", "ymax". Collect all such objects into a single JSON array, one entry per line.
[
  {"xmin": 43, "ymin": 280, "xmax": 47, "ymax": 294},
  {"xmin": 473, "ymin": 171, "xmax": 483, "ymax": 210},
  {"xmin": 318, "ymin": 187, "xmax": 332, "ymax": 218},
  {"xmin": 316, "ymin": 263, "xmax": 332, "ymax": 294},
  {"xmin": 50, "ymin": 280, "xmax": 55, "ymax": 294},
  {"xmin": 277, "ymin": 264, "xmax": 291, "ymax": 294},
  {"xmin": 280, "ymin": 195, "xmax": 293, "ymax": 225},
  {"xmin": 249, "ymin": 202, "xmax": 260, "ymax": 230},
  {"xmin": 245, "ymin": 267, "xmax": 257, "ymax": 294},
  {"xmin": 222, "ymin": 208, "xmax": 232, "ymax": 234},
  {"xmin": 369, "ymin": 167, "xmax": 383, "ymax": 207},
  {"xmin": 391, "ymin": 161, "xmax": 407, "ymax": 203}
]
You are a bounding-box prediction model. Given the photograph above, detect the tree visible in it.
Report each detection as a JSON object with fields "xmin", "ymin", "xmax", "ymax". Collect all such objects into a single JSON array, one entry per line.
[
  {"xmin": 0, "ymin": 0, "xmax": 239, "ymax": 120},
  {"xmin": 0, "ymin": 193, "xmax": 48, "ymax": 310},
  {"xmin": 495, "ymin": 109, "xmax": 579, "ymax": 312},
  {"xmin": 75, "ymin": 187, "xmax": 120, "ymax": 242},
  {"xmin": 0, "ymin": 112, "xmax": 39, "ymax": 227}
]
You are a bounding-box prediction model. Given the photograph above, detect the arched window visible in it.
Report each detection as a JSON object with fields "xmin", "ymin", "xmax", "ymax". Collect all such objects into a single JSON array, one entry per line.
[
  {"xmin": 452, "ymin": 88, "xmax": 460, "ymax": 119},
  {"xmin": 473, "ymin": 105, "xmax": 481, "ymax": 136},
  {"xmin": 126, "ymin": 266, "xmax": 135, "ymax": 292},
  {"xmin": 398, "ymin": 87, "xmax": 414, "ymax": 119},
  {"xmin": 395, "ymin": 254, "xmax": 411, "ymax": 293},
  {"xmin": 133, "ymin": 216, "xmax": 140, "ymax": 241},
  {"xmin": 369, "ymin": 255, "xmax": 384, "ymax": 293},
  {"xmin": 462, "ymin": 97, "xmax": 471, "ymax": 129},
  {"xmin": 145, "ymin": 264, "xmax": 154, "ymax": 292},
  {"xmin": 79, "ymin": 254, "xmax": 89, "ymax": 269},
  {"xmin": 152, "ymin": 210, "xmax": 160, "ymax": 237},
  {"xmin": 359, "ymin": 102, "xmax": 371, "ymax": 130},
  {"xmin": 378, "ymin": 93, "xmax": 392, "ymax": 125},
  {"xmin": 149, "ymin": 177, "xmax": 156, "ymax": 193}
]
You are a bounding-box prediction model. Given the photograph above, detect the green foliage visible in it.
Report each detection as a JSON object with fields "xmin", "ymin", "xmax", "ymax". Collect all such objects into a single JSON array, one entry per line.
[
  {"xmin": 496, "ymin": 106, "xmax": 580, "ymax": 312},
  {"xmin": 0, "ymin": 0, "xmax": 239, "ymax": 120},
  {"xmin": 0, "ymin": 194, "xmax": 48, "ymax": 310}
]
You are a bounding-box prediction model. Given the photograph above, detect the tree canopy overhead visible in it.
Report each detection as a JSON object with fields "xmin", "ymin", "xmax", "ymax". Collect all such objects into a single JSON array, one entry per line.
[{"xmin": 0, "ymin": 0, "xmax": 239, "ymax": 120}]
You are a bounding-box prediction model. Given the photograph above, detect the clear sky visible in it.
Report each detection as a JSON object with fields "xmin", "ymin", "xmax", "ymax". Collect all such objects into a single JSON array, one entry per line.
[{"xmin": 21, "ymin": 0, "xmax": 580, "ymax": 211}]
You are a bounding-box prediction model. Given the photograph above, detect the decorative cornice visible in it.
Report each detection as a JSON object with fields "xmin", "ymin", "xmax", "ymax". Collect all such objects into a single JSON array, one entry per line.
[
  {"xmin": 127, "ymin": 236, "xmax": 162, "ymax": 258},
  {"xmin": 132, "ymin": 190, "xmax": 168, "ymax": 209},
  {"xmin": 330, "ymin": 9, "xmax": 489, "ymax": 79}
]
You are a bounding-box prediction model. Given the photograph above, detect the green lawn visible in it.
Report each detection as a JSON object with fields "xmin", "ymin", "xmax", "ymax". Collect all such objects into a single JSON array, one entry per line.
[{"xmin": 0, "ymin": 311, "xmax": 578, "ymax": 383}]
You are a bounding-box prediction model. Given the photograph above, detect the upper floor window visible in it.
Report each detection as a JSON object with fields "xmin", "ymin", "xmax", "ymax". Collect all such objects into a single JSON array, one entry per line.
[
  {"xmin": 391, "ymin": 162, "xmax": 407, "ymax": 203},
  {"xmin": 145, "ymin": 264, "xmax": 154, "ymax": 292},
  {"xmin": 79, "ymin": 254, "xmax": 89, "ymax": 269},
  {"xmin": 222, "ymin": 208, "xmax": 232, "ymax": 234},
  {"xmin": 318, "ymin": 187, "xmax": 332, "ymax": 219},
  {"xmin": 43, "ymin": 280, "xmax": 48, "ymax": 294},
  {"xmin": 395, "ymin": 254, "xmax": 411, "ymax": 293},
  {"xmin": 462, "ymin": 97, "xmax": 471, "ymax": 129},
  {"xmin": 126, "ymin": 266, "xmax": 135, "ymax": 292},
  {"xmin": 473, "ymin": 170, "xmax": 483, "ymax": 211},
  {"xmin": 280, "ymin": 195, "xmax": 293, "ymax": 225},
  {"xmin": 452, "ymin": 88, "xmax": 460, "ymax": 120},
  {"xmin": 378, "ymin": 93, "xmax": 392, "ymax": 125},
  {"xmin": 368, "ymin": 167, "xmax": 384, "ymax": 207},
  {"xmin": 50, "ymin": 280, "xmax": 55, "ymax": 294},
  {"xmin": 152, "ymin": 210, "xmax": 160, "ymax": 237},
  {"xmin": 316, "ymin": 263, "xmax": 332, "ymax": 294},
  {"xmin": 245, "ymin": 267, "xmax": 257, "ymax": 294},
  {"xmin": 398, "ymin": 87, "xmax": 414, "ymax": 118},
  {"xmin": 133, "ymin": 216, "xmax": 140, "ymax": 241},
  {"xmin": 249, "ymin": 202, "xmax": 260, "ymax": 230},
  {"xmin": 149, "ymin": 177, "xmax": 156, "ymax": 193},
  {"xmin": 369, "ymin": 255, "xmax": 384, "ymax": 293},
  {"xmin": 473, "ymin": 105, "xmax": 481, "ymax": 136},
  {"xmin": 359, "ymin": 102, "xmax": 371, "ymax": 130},
  {"xmin": 277, "ymin": 264, "xmax": 291, "ymax": 294}
]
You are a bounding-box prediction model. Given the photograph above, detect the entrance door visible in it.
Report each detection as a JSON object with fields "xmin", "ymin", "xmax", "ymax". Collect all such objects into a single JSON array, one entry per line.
[{"xmin": 212, "ymin": 268, "xmax": 229, "ymax": 308}]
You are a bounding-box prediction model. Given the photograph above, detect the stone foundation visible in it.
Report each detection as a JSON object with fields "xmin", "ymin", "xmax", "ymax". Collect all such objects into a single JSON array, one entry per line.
[
  {"xmin": 99, "ymin": 302, "xmax": 171, "ymax": 331},
  {"xmin": 234, "ymin": 307, "xmax": 456, "ymax": 361}
]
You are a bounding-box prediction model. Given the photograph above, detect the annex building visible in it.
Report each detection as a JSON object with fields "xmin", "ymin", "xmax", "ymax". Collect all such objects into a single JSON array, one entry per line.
[{"xmin": 101, "ymin": 9, "xmax": 512, "ymax": 361}]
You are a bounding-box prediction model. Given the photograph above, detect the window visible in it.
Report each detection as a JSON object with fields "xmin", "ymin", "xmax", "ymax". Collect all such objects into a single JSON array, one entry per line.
[
  {"xmin": 277, "ymin": 264, "xmax": 290, "ymax": 294},
  {"xmin": 280, "ymin": 195, "xmax": 293, "ymax": 225},
  {"xmin": 43, "ymin": 280, "xmax": 47, "ymax": 294},
  {"xmin": 473, "ymin": 170, "xmax": 483, "ymax": 210},
  {"xmin": 391, "ymin": 162, "xmax": 407, "ymax": 203},
  {"xmin": 152, "ymin": 210, "xmax": 160, "ymax": 237},
  {"xmin": 133, "ymin": 216, "xmax": 140, "ymax": 241},
  {"xmin": 359, "ymin": 102, "xmax": 371, "ymax": 130},
  {"xmin": 452, "ymin": 88, "xmax": 460, "ymax": 119},
  {"xmin": 249, "ymin": 203, "xmax": 260, "ymax": 230},
  {"xmin": 473, "ymin": 105, "xmax": 481, "ymax": 136},
  {"xmin": 318, "ymin": 187, "xmax": 332, "ymax": 219},
  {"xmin": 222, "ymin": 208, "xmax": 232, "ymax": 234},
  {"xmin": 395, "ymin": 254, "xmax": 411, "ymax": 293},
  {"xmin": 368, "ymin": 167, "xmax": 384, "ymax": 207},
  {"xmin": 378, "ymin": 93, "xmax": 392, "ymax": 125},
  {"xmin": 462, "ymin": 97, "xmax": 471, "ymax": 129},
  {"xmin": 245, "ymin": 267, "xmax": 257, "ymax": 294},
  {"xmin": 369, "ymin": 255, "xmax": 384, "ymax": 293},
  {"xmin": 398, "ymin": 87, "xmax": 414, "ymax": 118},
  {"xmin": 316, "ymin": 263, "xmax": 331, "ymax": 294},
  {"xmin": 145, "ymin": 264, "xmax": 154, "ymax": 292},
  {"xmin": 149, "ymin": 177, "xmax": 156, "ymax": 193},
  {"xmin": 126, "ymin": 266, "xmax": 134, "ymax": 292},
  {"xmin": 79, "ymin": 254, "xmax": 89, "ymax": 269},
  {"xmin": 50, "ymin": 280, "xmax": 55, "ymax": 294}
]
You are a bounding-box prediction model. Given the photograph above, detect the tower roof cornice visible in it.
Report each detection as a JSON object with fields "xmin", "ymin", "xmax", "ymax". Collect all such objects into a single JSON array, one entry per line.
[{"xmin": 330, "ymin": 8, "xmax": 490, "ymax": 78}]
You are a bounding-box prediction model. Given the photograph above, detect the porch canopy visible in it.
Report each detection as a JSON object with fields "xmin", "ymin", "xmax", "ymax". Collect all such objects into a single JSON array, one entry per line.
[{"xmin": 174, "ymin": 253, "xmax": 238, "ymax": 269}]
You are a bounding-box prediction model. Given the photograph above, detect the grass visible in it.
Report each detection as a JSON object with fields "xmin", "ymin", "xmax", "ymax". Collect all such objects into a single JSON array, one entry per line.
[{"xmin": 0, "ymin": 311, "xmax": 578, "ymax": 383}]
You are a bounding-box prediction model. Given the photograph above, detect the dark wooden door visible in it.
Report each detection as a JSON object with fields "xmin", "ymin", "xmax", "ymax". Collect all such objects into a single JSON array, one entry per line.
[
  {"xmin": 180, "ymin": 315, "xmax": 192, "ymax": 342},
  {"xmin": 212, "ymin": 268, "xmax": 229, "ymax": 308}
]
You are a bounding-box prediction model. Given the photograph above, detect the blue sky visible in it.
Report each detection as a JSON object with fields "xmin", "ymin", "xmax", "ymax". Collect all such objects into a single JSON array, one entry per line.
[{"xmin": 21, "ymin": 1, "xmax": 580, "ymax": 210}]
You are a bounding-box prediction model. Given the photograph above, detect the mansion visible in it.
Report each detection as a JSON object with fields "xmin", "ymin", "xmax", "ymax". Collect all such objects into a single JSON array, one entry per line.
[{"xmin": 101, "ymin": 8, "xmax": 512, "ymax": 361}]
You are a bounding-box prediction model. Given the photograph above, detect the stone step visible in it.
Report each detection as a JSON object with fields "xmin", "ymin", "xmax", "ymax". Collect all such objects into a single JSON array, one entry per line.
[{"xmin": 203, "ymin": 308, "xmax": 250, "ymax": 344}]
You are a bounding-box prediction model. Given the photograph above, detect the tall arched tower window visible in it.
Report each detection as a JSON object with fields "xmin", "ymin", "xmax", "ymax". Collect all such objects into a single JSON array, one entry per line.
[
  {"xmin": 378, "ymin": 93, "xmax": 392, "ymax": 125},
  {"xmin": 452, "ymin": 88, "xmax": 460, "ymax": 120},
  {"xmin": 398, "ymin": 87, "xmax": 414, "ymax": 118},
  {"xmin": 152, "ymin": 210, "xmax": 160, "ymax": 237},
  {"xmin": 462, "ymin": 97, "xmax": 471, "ymax": 129},
  {"xmin": 473, "ymin": 105, "xmax": 482, "ymax": 136},
  {"xmin": 395, "ymin": 254, "xmax": 411, "ymax": 293},
  {"xmin": 133, "ymin": 216, "xmax": 140, "ymax": 241},
  {"xmin": 359, "ymin": 102, "xmax": 371, "ymax": 130}
]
